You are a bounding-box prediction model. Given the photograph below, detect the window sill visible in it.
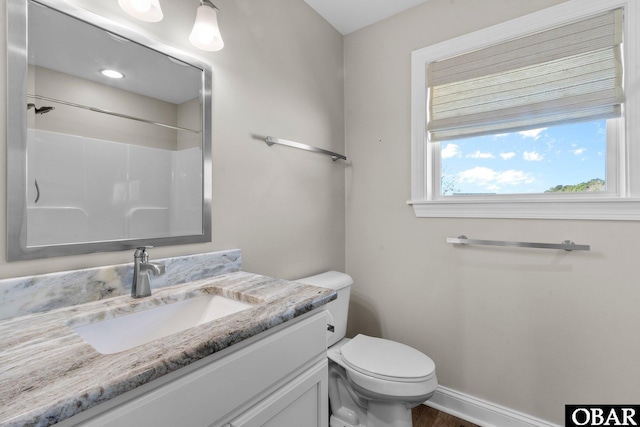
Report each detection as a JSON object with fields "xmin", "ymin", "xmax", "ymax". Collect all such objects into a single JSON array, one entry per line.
[{"xmin": 408, "ymin": 197, "xmax": 640, "ymax": 220}]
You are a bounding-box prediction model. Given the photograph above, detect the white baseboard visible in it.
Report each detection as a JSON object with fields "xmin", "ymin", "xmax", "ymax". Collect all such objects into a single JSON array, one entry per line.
[{"xmin": 424, "ymin": 386, "xmax": 562, "ymax": 427}]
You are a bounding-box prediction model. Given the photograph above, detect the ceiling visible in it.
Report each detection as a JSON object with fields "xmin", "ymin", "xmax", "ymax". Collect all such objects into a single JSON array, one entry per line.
[
  {"xmin": 29, "ymin": 1, "xmax": 201, "ymax": 105},
  {"xmin": 303, "ymin": 0, "xmax": 431, "ymax": 35}
]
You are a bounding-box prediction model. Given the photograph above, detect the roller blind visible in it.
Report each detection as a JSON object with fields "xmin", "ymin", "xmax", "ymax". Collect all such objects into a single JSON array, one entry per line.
[{"xmin": 427, "ymin": 8, "xmax": 624, "ymax": 142}]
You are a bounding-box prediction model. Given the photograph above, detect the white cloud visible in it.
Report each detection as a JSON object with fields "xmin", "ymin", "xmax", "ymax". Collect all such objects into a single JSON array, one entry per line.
[
  {"xmin": 458, "ymin": 167, "xmax": 535, "ymax": 190},
  {"xmin": 441, "ymin": 143, "xmax": 461, "ymax": 159},
  {"xmin": 466, "ymin": 150, "xmax": 495, "ymax": 159},
  {"xmin": 519, "ymin": 128, "xmax": 547, "ymax": 139},
  {"xmin": 573, "ymin": 148, "xmax": 586, "ymax": 156},
  {"xmin": 495, "ymin": 169, "xmax": 536, "ymax": 185},
  {"xmin": 523, "ymin": 151, "xmax": 543, "ymax": 161},
  {"xmin": 458, "ymin": 167, "xmax": 497, "ymax": 184},
  {"xmin": 500, "ymin": 152, "xmax": 516, "ymax": 160}
]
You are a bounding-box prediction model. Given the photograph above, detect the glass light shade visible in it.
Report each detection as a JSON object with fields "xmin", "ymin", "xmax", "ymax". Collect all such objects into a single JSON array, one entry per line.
[
  {"xmin": 189, "ymin": 4, "xmax": 224, "ymax": 52},
  {"xmin": 118, "ymin": 0, "xmax": 163, "ymax": 22}
]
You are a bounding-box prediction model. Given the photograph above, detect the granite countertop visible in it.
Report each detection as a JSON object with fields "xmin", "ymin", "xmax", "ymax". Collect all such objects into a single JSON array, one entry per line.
[{"xmin": 0, "ymin": 271, "xmax": 336, "ymax": 427}]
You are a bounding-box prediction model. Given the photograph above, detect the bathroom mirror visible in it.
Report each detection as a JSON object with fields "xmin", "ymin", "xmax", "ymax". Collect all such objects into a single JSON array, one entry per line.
[{"xmin": 7, "ymin": 0, "xmax": 212, "ymax": 261}]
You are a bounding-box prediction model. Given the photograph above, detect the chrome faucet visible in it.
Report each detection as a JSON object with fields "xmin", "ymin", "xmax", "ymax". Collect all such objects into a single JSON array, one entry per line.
[{"xmin": 131, "ymin": 246, "xmax": 166, "ymax": 298}]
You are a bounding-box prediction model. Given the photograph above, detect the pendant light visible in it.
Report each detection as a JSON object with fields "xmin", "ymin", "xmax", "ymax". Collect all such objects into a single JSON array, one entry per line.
[
  {"xmin": 189, "ymin": 0, "xmax": 224, "ymax": 52},
  {"xmin": 118, "ymin": 0, "xmax": 164, "ymax": 22}
]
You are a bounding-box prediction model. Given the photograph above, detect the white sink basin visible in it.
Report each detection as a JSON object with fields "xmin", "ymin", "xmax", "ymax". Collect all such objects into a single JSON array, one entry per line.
[{"xmin": 71, "ymin": 295, "xmax": 255, "ymax": 354}]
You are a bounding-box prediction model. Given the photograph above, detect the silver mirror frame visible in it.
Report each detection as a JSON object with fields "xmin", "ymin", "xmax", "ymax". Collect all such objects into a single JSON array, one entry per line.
[{"xmin": 6, "ymin": 0, "xmax": 212, "ymax": 261}]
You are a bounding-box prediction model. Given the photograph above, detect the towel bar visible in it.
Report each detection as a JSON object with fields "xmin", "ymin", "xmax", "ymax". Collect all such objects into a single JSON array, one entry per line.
[
  {"xmin": 446, "ymin": 235, "xmax": 590, "ymax": 251},
  {"xmin": 265, "ymin": 136, "xmax": 346, "ymax": 161}
]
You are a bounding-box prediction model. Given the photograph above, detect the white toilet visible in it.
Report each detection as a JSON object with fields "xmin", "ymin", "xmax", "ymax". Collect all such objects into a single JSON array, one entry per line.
[{"xmin": 296, "ymin": 271, "xmax": 437, "ymax": 427}]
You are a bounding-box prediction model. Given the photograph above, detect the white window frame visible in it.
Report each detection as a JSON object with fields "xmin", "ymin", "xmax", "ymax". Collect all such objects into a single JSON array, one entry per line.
[{"xmin": 409, "ymin": 0, "xmax": 640, "ymax": 220}]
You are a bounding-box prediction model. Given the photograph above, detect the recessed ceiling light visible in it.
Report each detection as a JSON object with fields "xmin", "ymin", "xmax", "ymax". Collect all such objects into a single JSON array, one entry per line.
[{"xmin": 100, "ymin": 69, "xmax": 124, "ymax": 79}]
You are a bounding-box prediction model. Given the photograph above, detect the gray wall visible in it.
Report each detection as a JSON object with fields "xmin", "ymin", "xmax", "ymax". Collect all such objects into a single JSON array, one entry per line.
[
  {"xmin": 344, "ymin": 0, "xmax": 640, "ymax": 424},
  {"xmin": 0, "ymin": 0, "xmax": 345, "ymax": 279}
]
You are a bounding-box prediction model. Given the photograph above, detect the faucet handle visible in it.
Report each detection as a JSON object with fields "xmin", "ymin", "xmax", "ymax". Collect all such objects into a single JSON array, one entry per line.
[{"xmin": 134, "ymin": 246, "xmax": 153, "ymax": 260}]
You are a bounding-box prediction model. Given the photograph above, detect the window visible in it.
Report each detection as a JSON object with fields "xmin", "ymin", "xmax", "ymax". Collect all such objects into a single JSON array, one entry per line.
[{"xmin": 410, "ymin": 0, "xmax": 640, "ymax": 220}]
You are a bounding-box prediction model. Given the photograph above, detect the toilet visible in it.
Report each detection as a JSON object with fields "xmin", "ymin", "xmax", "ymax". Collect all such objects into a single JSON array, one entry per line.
[{"xmin": 296, "ymin": 271, "xmax": 437, "ymax": 427}]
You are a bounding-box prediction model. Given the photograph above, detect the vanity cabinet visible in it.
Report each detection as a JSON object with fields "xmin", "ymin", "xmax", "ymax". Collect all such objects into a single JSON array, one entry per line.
[{"xmin": 67, "ymin": 311, "xmax": 328, "ymax": 427}]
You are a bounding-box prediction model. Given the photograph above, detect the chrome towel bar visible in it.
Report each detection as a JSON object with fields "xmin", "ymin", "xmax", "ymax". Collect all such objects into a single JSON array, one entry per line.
[
  {"xmin": 265, "ymin": 136, "xmax": 346, "ymax": 161},
  {"xmin": 447, "ymin": 235, "xmax": 590, "ymax": 251}
]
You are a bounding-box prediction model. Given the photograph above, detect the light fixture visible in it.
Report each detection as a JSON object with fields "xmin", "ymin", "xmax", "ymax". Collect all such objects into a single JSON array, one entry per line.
[
  {"xmin": 101, "ymin": 69, "xmax": 125, "ymax": 79},
  {"xmin": 118, "ymin": 0, "xmax": 163, "ymax": 23},
  {"xmin": 189, "ymin": 0, "xmax": 224, "ymax": 52}
]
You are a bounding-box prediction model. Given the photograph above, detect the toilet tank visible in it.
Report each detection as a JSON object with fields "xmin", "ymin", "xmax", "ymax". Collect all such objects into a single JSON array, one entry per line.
[{"xmin": 295, "ymin": 271, "xmax": 352, "ymax": 347}]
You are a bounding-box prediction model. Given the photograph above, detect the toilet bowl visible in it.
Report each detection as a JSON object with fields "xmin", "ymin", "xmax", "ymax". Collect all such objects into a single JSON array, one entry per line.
[{"xmin": 296, "ymin": 272, "xmax": 437, "ymax": 427}]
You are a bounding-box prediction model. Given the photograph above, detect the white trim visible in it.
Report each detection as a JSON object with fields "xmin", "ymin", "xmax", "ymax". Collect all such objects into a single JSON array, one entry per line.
[
  {"xmin": 409, "ymin": 198, "xmax": 640, "ymax": 220},
  {"xmin": 424, "ymin": 386, "xmax": 562, "ymax": 427},
  {"xmin": 410, "ymin": 0, "xmax": 640, "ymax": 220}
]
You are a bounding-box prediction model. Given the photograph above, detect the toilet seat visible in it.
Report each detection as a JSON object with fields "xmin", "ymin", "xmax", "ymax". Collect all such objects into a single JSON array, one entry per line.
[{"xmin": 340, "ymin": 334, "xmax": 435, "ymax": 383}]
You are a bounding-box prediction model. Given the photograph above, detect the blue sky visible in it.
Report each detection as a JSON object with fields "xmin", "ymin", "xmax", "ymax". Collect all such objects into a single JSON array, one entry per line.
[{"xmin": 440, "ymin": 120, "xmax": 607, "ymax": 195}]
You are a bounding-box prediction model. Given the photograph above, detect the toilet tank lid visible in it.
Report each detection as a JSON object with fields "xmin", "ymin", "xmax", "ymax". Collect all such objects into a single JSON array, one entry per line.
[{"xmin": 295, "ymin": 271, "xmax": 353, "ymax": 290}]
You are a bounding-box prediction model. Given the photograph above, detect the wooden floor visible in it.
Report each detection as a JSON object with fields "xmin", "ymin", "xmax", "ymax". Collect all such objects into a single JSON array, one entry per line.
[{"xmin": 412, "ymin": 404, "xmax": 480, "ymax": 427}]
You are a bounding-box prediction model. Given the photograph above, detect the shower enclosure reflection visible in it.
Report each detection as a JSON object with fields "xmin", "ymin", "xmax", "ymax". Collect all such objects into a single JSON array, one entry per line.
[{"xmin": 6, "ymin": 0, "xmax": 212, "ymax": 260}]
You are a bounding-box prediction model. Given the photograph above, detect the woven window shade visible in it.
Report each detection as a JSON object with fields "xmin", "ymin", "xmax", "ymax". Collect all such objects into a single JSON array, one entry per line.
[{"xmin": 427, "ymin": 8, "xmax": 624, "ymax": 142}]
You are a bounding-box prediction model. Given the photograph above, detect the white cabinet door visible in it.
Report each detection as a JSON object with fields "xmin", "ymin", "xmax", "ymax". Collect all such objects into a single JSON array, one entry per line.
[{"xmin": 229, "ymin": 359, "xmax": 328, "ymax": 427}]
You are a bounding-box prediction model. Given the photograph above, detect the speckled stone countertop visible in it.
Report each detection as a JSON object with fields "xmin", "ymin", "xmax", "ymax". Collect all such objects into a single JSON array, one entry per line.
[{"xmin": 0, "ymin": 271, "xmax": 335, "ymax": 427}]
